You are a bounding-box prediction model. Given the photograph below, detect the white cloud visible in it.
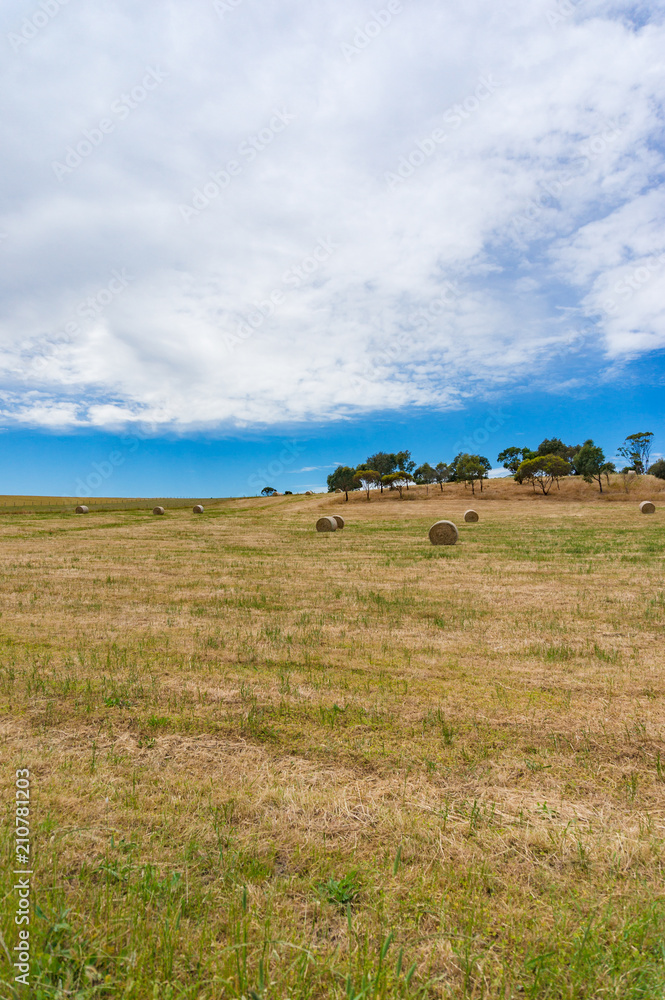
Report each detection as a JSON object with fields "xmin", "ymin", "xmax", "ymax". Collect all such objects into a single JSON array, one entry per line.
[{"xmin": 0, "ymin": 0, "xmax": 663, "ymax": 430}]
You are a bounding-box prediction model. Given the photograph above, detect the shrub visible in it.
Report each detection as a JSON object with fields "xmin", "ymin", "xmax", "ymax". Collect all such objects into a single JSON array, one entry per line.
[{"xmin": 648, "ymin": 458, "xmax": 665, "ymax": 480}]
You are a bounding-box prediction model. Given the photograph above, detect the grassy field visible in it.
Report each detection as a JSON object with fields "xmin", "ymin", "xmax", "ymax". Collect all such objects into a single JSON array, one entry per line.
[{"xmin": 1, "ymin": 479, "xmax": 664, "ymax": 999}]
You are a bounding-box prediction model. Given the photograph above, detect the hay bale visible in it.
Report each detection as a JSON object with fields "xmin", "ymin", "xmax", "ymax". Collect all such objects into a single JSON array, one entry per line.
[
  {"xmin": 153, "ymin": 506, "xmax": 165, "ymax": 515},
  {"xmin": 428, "ymin": 520, "xmax": 459, "ymax": 545},
  {"xmin": 305, "ymin": 491, "xmax": 314, "ymax": 495},
  {"xmin": 332, "ymin": 515, "xmax": 345, "ymax": 529},
  {"xmin": 193, "ymin": 504, "xmax": 204, "ymax": 513},
  {"xmin": 640, "ymin": 500, "xmax": 656, "ymax": 514},
  {"xmin": 316, "ymin": 516, "xmax": 337, "ymax": 532},
  {"xmin": 464, "ymin": 509, "xmax": 479, "ymax": 522},
  {"xmin": 75, "ymin": 505, "xmax": 89, "ymax": 514}
]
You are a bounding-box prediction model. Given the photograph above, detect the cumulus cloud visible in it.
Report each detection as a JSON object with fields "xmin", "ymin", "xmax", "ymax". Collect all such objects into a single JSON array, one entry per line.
[{"xmin": 0, "ymin": 0, "xmax": 663, "ymax": 429}]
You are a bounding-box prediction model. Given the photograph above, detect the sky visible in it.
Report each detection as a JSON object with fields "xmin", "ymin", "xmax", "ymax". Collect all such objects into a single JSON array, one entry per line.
[{"xmin": 1, "ymin": 0, "xmax": 664, "ymax": 496}]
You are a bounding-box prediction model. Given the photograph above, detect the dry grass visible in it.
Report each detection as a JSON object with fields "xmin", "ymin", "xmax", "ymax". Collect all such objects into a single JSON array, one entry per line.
[{"xmin": 1, "ymin": 478, "xmax": 665, "ymax": 998}]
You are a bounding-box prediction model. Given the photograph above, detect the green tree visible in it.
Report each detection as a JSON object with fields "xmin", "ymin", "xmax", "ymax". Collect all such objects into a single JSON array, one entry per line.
[
  {"xmin": 516, "ymin": 455, "xmax": 570, "ymax": 494},
  {"xmin": 448, "ymin": 453, "xmax": 464, "ymax": 482},
  {"xmin": 648, "ymin": 458, "xmax": 665, "ymax": 480},
  {"xmin": 572, "ymin": 440, "xmax": 610, "ymax": 493},
  {"xmin": 353, "ymin": 469, "xmax": 381, "ymax": 501},
  {"xmin": 365, "ymin": 452, "xmax": 398, "ymax": 491},
  {"xmin": 603, "ymin": 461, "xmax": 616, "ymax": 485},
  {"xmin": 395, "ymin": 450, "xmax": 416, "ymax": 474},
  {"xmin": 414, "ymin": 462, "xmax": 436, "ymax": 485},
  {"xmin": 618, "ymin": 432, "xmax": 654, "ymax": 475},
  {"xmin": 260, "ymin": 486, "xmax": 277, "ymax": 496},
  {"xmin": 433, "ymin": 462, "xmax": 451, "ymax": 491},
  {"xmin": 327, "ymin": 465, "xmax": 358, "ymax": 501},
  {"xmin": 497, "ymin": 447, "xmax": 524, "ymax": 474},
  {"xmin": 536, "ymin": 438, "xmax": 581, "ymax": 463},
  {"xmin": 455, "ymin": 454, "xmax": 491, "ymax": 494},
  {"xmin": 382, "ymin": 472, "xmax": 414, "ymax": 497},
  {"xmin": 497, "ymin": 446, "xmax": 536, "ymax": 474}
]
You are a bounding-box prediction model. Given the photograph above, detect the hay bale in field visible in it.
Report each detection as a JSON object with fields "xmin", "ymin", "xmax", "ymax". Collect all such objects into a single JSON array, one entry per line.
[
  {"xmin": 316, "ymin": 516, "xmax": 337, "ymax": 532},
  {"xmin": 75, "ymin": 505, "xmax": 89, "ymax": 514},
  {"xmin": 332, "ymin": 515, "xmax": 345, "ymax": 529},
  {"xmin": 193, "ymin": 505, "xmax": 204, "ymax": 513},
  {"xmin": 640, "ymin": 500, "xmax": 656, "ymax": 514},
  {"xmin": 464, "ymin": 509, "xmax": 479, "ymax": 522},
  {"xmin": 153, "ymin": 506, "xmax": 165, "ymax": 515},
  {"xmin": 305, "ymin": 491, "xmax": 314, "ymax": 495},
  {"xmin": 428, "ymin": 520, "xmax": 459, "ymax": 545}
]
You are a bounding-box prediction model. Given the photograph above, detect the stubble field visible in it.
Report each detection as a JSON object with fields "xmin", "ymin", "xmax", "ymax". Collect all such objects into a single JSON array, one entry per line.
[{"xmin": 1, "ymin": 480, "xmax": 664, "ymax": 999}]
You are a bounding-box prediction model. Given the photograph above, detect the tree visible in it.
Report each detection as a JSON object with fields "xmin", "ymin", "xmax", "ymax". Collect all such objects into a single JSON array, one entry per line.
[
  {"xmin": 448, "ymin": 453, "xmax": 464, "ymax": 482},
  {"xmin": 648, "ymin": 458, "xmax": 665, "ymax": 480},
  {"xmin": 620, "ymin": 467, "xmax": 637, "ymax": 493},
  {"xmin": 536, "ymin": 438, "xmax": 581, "ymax": 463},
  {"xmin": 327, "ymin": 465, "xmax": 358, "ymax": 501},
  {"xmin": 603, "ymin": 461, "xmax": 616, "ymax": 485},
  {"xmin": 516, "ymin": 455, "xmax": 570, "ymax": 494},
  {"xmin": 455, "ymin": 453, "xmax": 491, "ymax": 494},
  {"xmin": 572, "ymin": 440, "xmax": 609, "ymax": 493},
  {"xmin": 618, "ymin": 432, "xmax": 654, "ymax": 475},
  {"xmin": 353, "ymin": 469, "xmax": 381, "ymax": 501},
  {"xmin": 433, "ymin": 462, "xmax": 451, "ymax": 491},
  {"xmin": 382, "ymin": 472, "xmax": 414, "ymax": 498},
  {"xmin": 261, "ymin": 486, "xmax": 277, "ymax": 496},
  {"xmin": 365, "ymin": 452, "xmax": 398, "ymax": 491},
  {"xmin": 395, "ymin": 450, "xmax": 416, "ymax": 474},
  {"xmin": 414, "ymin": 462, "xmax": 436, "ymax": 485},
  {"xmin": 497, "ymin": 447, "xmax": 525, "ymax": 475}
]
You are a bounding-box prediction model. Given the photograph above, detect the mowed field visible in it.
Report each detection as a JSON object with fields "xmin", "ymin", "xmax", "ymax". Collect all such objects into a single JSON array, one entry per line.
[{"xmin": 1, "ymin": 480, "xmax": 665, "ymax": 999}]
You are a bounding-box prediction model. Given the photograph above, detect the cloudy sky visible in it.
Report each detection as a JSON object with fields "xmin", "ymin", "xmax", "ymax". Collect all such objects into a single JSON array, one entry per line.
[{"xmin": 1, "ymin": 0, "xmax": 663, "ymax": 494}]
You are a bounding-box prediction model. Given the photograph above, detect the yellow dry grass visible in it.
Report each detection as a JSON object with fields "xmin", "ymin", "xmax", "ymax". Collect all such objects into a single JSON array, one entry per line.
[{"xmin": 1, "ymin": 476, "xmax": 664, "ymax": 998}]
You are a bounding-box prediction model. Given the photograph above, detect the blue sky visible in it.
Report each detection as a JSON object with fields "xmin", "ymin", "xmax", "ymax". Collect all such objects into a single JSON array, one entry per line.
[
  {"xmin": 1, "ymin": 0, "xmax": 664, "ymax": 496},
  {"xmin": 2, "ymin": 379, "xmax": 662, "ymax": 497}
]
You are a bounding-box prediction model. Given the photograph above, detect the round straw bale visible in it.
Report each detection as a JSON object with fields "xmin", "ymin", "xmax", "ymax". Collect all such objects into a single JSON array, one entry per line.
[
  {"xmin": 193, "ymin": 504, "xmax": 204, "ymax": 513},
  {"xmin": 428, "ymin": 520, "xmax": 459, "ymax": 545},
  {"xmin": 639, "ymin": 500, "xmax": 656, "ymax": 514},
  {"xmin": 332, "ymin": 515, "xmax": 345, "ymax": 529},
  {"xmin": 305, "ymin": 491, "xmax": 314, "ymax": 495},
  {"xmin": 153, "ymin": 506, "xmax": 165, "ymax": 515},
  {"xmin": 316, "ymin": 516, "xmax": 337, "ymax": 532},
  {"xmin": 75, "ymin": 505, "xmax": 89, "ymax": 514},
  {"xmin": 464, "ymin": 509, "xmax": 479, "ymax": 522}
]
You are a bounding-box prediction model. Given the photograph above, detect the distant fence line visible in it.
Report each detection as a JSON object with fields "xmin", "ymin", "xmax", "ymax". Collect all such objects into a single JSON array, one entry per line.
[{"xmin": 0, "ymin": 497, "xmax": 216, "ymax": 514}]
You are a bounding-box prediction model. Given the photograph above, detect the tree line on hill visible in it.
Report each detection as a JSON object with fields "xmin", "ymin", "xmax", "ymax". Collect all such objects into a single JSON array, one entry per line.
[{"xmin": 327, "ymin": 432, "xmax": 663, "ymax": 500}]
